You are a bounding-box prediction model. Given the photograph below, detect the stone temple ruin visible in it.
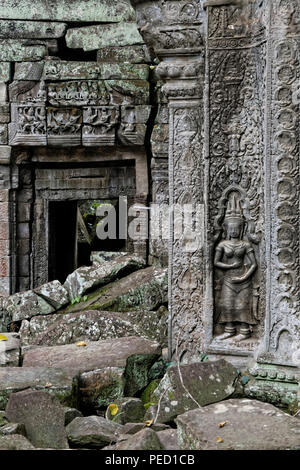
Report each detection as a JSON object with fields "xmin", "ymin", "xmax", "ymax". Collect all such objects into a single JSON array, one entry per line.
[{"xmin": 0, "ymin": 0, "xmax": 300, "ymax": 451}]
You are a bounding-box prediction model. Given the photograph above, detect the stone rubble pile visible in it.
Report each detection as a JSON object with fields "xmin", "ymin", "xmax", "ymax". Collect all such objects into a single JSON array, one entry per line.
[{"xmin": 0, "ymin": 254, "xmax": 299, "ymax": 450}]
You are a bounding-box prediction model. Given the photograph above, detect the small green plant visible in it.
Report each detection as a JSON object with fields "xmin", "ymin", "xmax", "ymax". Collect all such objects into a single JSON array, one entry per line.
[
  {"xmin": 144, "ymin": 402, "xmax": 156, "ymax": 411},
  {"xmin": 71, "ymin": 295, "xmax": 88, "ymax": 305}
]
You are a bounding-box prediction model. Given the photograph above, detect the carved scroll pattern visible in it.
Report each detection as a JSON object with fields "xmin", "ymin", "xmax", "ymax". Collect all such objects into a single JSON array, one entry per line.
[
  {"xmin": 268, "ymin": 0, "xmax": 300, "ymax": 356},
  {"xmin": 170, "ymin": 104, "xmax": 204, "ymax": 359}
]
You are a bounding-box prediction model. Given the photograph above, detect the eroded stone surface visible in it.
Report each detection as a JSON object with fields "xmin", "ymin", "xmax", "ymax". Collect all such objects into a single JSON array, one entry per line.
[
  {"xmin": 0, "ymin": 367, "xmax": 79, "ymax": 410},
  {"xmin": 114, "ymin": 428, "xmax": 164, "ymax": 450},
  {"xmin": 66, "ymin": 416, "xmax": 123, "ymax": 448},
  {"xmin": 176, "ymin": 399, "xmax": 300, "ymax": 450},
  {"xmin": 66, "ymin": 23, "xmax": 144, "ymax": 51},
  {"xmin": 0, "ymin": 434, "xmax": 35, "ymax": 450},
  {"xmin": 40, "ymin": 62, "xmax": 149, "ymax": 80},
  {"xmin": 0, "ymin": 1, "xmax": 135, "ymax": 22},
  {"xmin": 0, "ymin": 20, "xmax": 67, "ymax": 39},
  {"xmin": 5, "ymin": 290, "xmax": 55, "ymax": 322},
  {"xmin": 157, "ymin": 429, "xmax": 179, "ymax": 451},
  {"xmin": 106, "ymin": 397, "xmax": 145, "ymax": 425},
  {"xmin": 79, "ymin": 367, "xmax": 125, "ymax": 413},
  {"xmin": 97, "ymin": 45, "xmax": 151, "ymax": 64},
  {"xmin": 19, "ymin": 308, "xmax": 167, "ymax": 348},
  {"xmin": 0, "ymin": 333, "xmax": 20, "ymax": 367},
  {"xmin": 34, "ymin": 280, "xmax": 70, "ymax": 310},
  {"xmin": 22, "ymin": 336, "xmax": 162, "ymax": 373},
  {"xmin": 144, "ymin": 359, "xmax": 239, "ymax": 423},
  {"xmin": 5, "ymin": 389, "xmax": 68, "ymax": 449},
  {"xmin": 0, "ymin": 40, "xmax": 47, "ymax": 61},
  {"xmin": 63, "ymin": 254, "xmax": 146, "ymax": 300}
]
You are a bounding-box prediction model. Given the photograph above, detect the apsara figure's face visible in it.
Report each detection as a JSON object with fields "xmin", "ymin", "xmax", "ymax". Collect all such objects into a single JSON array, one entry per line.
[{"xmin": 226, "ymin": 220, "xmax": 243, "ymax": 239}]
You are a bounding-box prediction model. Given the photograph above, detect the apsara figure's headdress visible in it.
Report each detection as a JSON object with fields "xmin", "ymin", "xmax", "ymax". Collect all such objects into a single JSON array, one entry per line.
[{"xmin": 224, "ymin": 193, "xmax": 244, "ymax": 224}]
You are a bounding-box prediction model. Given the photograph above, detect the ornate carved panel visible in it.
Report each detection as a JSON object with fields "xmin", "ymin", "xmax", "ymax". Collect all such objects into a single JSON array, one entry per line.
[
  {"xmin": 9, "ymin": 103, "xmax": 47, "ymax": 146},
  {"xmin": 118, "ymin": 105, "xmax": 151, "ymax": 146},
  {"xmin": 264, "ymin": 0, "xmax": 300, "ymax": 365},
  {"xmin": 205, "ymin": 3, "xmax": 266, "ymax": 356},
  {"xmin": 47, "ymin": 107, "xmax": 82, "ymax": 147},
  {"xmin": 48, "ymin": 81, "xmax": 110, "ymax": 107},
  {"xmin": 82, "ymin": 106, "xmax": 119, "ymax": 146}
]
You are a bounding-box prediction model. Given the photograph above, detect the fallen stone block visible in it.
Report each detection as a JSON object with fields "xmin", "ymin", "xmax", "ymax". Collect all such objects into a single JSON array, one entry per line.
[
  {"xmin": 144, "ymin": 359, "xmax": 239, "ymax": 423},
  {"xmin": 124, "ymin": 353, "xmax": 162, "ymax": 397},
  {"xmin": 176, "ymin": 398, "xmax": 300, "ymax": 450},
  {"xmin": 157, "ymin": 429, "xmax": 180, "ymax": 451},
  {"xmin": 122, "ymin": 422, "xmax": 170, "ymax": 435},
  {"xmin": 6, "ymin": 390, "xmax": 69, "ymax": 449},
  {"xmin": 90, "ymin": 251, "xmax": 127, "ymax": 265},
  {"xmin": 0, "ymin": 434, "xmax": 35, "ymax": 450},
  {"xmin": 0, "ymin": 422, "xmax": 26, "ymax": 437},
  {"xmin": 0, "ymin": 333, "xmax": 20, "ymax": 367},
  {"xmin": 19, "ymin": 308, "xmax": 167, "ymax": 348},
  {"xmin": 66, "ymin": 416, "xmax": 123, "ymax": 448},
  {"xmin": 79, "ymin": 367, "xmax": 125, "ymax": 413},
  {"xmin": 33, "ymin": 280, "xmax": 70, "ymax": 310},
  {"xmin": 63, "ymin": 254, "xmax": 146, "ymax": 300},
  {"xmin": 64, "ymin": 407, "xmax": 83, "ymax": 426},
  {"xmin": 106, "ymin": 398, "xmax": 145, "ymax": 425},
  {"xmin": 22, "ymin": 336, "xmax": 161, "ymax": 374},
  {"xmin": 115, "ymin": 428, "xmax": 164, "ymax": 450},
  {"xmin": 0, "ymin": 367, "xmax": 79, "ymax": 410},
  {"xmin": 65, "ymin": 266, "xmax": 168, "ymax": 314},
  {"xmin": 5, "ymin": 290, "xmax": 55, "ymax": 322}
]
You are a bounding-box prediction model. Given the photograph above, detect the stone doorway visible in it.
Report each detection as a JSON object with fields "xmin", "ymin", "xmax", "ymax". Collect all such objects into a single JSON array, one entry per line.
[{"xmin": 13, "ymin": 145, "xmax": 150, "ymax": 292}]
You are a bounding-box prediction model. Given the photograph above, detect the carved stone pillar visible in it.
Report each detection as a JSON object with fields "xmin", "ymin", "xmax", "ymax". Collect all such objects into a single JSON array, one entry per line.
[
  {"xmin": 132, "ymin": 1, "xmax": 300, "ymax": 406},
  {"xmin": 131, "ymin": 0, "xmax": 206, "ymax": 360}
]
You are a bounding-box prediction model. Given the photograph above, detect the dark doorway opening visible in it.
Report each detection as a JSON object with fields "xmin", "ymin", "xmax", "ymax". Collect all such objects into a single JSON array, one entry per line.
[
  {"xmin": 48, "ymin": 201, "xmax": 78, "ymax": 284},
  {"xmin": 48, "ymin": 199, "xmax": 127, "ymax": 284}
]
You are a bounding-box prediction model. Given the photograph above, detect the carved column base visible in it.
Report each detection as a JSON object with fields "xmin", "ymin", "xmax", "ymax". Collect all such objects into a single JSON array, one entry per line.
[{"xmin": 245, "ymin": 363, "xmax": 300, "ymax": 411}]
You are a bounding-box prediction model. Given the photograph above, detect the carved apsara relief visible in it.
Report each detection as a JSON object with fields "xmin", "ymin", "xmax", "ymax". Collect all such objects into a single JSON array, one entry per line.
[
  {"xmin": 214, "ymin": 192, "xmax": 259, "ymax": 342},
  {"xmin": 206, "ymin": 4, "xmax": 266, "ymax": 352}
]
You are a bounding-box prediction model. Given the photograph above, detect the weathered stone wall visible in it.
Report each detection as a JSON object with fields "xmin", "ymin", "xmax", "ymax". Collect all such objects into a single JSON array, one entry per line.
[{"xmin": 0, "ymin": 0, "xmax": 169, "ymax": 295}]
